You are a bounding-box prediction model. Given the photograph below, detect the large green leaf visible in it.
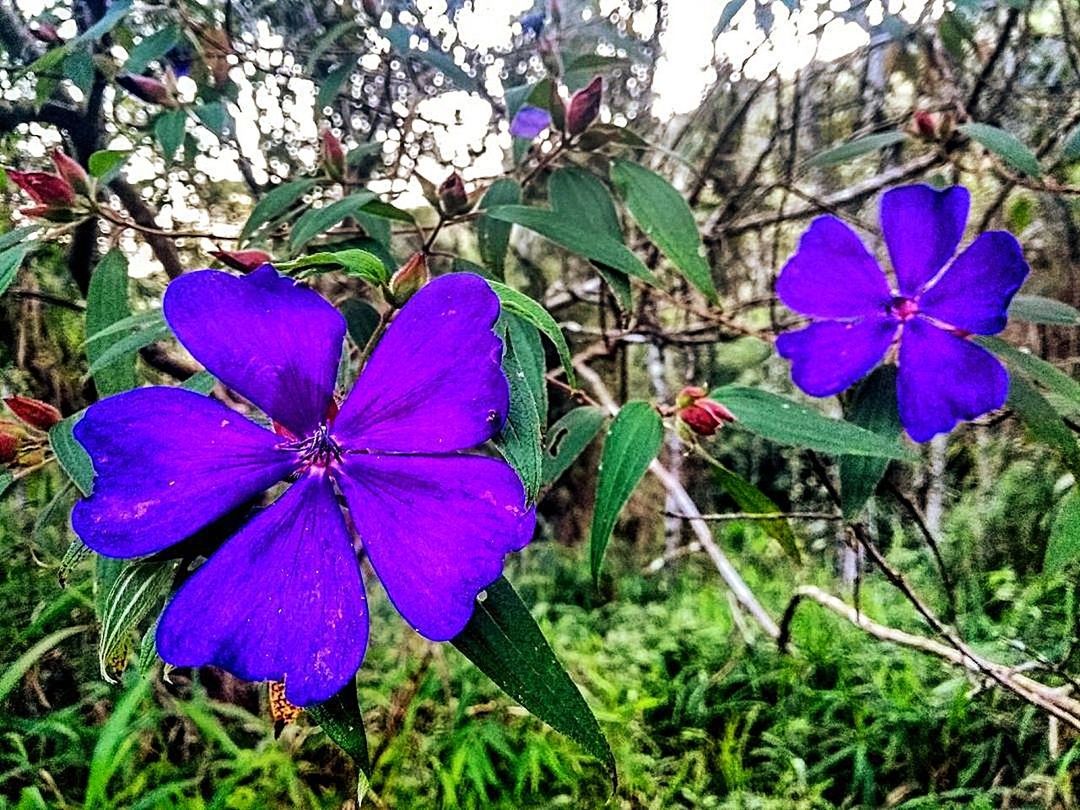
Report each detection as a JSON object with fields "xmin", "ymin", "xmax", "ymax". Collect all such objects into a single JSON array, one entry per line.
[
  {"xmin": 154, "ymin": 109, "xmax": 187, "ymax": 165},
  {"xmin": 495, "ymin": 316, "xmax": 546, "ymax": 501},
  {"xmin": 1008, "ymin": 375, "xmax": 1080, "ymax": 476},
  {"xmin": 240, "ymin": 178, "xmax": 318, "ymax": 241},
  {"xmin": 711, "ymin": 385, "xmax": 915, "ymax": 459},
  {"xmin": 704, "ymin": 457, "xmax": 798, "ymax": 560},
  {"xmin": 477, "ymin": 179, "xmax": 521, "ymax": 279},
  {"xmin": 839, "ymin": 366, "xmax": 902, "ymax": 518},
  {"xmin": 290, "ymin": 191, "xmax": 378, "ymax": 254},
  {"xmin": 0, "ymin": 244, "xmax": 30, "ymax": 298},
  {"xmin": 485, "ymin": 205, "xmax": 657, "ymax": 285},
  {"xmin": 97, "ymin": 561, "xmax": 176, "ymax": 682},
  {"xmin": 610, "ymin": 159, "xmax": 716, "ymax": 301},
  {"xmin": 307, "ymin": 680, "xmax": 371, "ymax": 777},
  {"xmin": 590, "ymin": 401, "xmax": 664, "ymax": 583},
  {"xmin": 958, "ymin": 123, "xmax": 1041, "ymax": 177},
  {"xmin": 806, "ymin": 131, "xmax": 908, "ymax": 168},
  {"xmin": 1046, "ymin": 488, "xmax": 1080, "ymax": 573},
  {"xmin": 1008, "ymin": 295, "xmax": 1080, "ymax": 326},
  {"xmin": 49, "ymin": 412, "xmax": 93, "ymax": 496},
  {"xmin": 276, "ymin": 249, "xmax": 387, "ymax": 285},
  {"xmin": 542, "ymin": 406, "xmax": 607, "ymax": 488},
  {"xmin": 452, "ymin": 577, "xmax": 615, "ymax": 783},
  {"xmin": 978, "ymin": 336, "xmax": 1080, "ymax": 409},
  {"xmin": 86, "ymin": 250, "xmax": 136, "ymax": 395},
  {"xmin": 487, "ymin": 280, "xmax": 574, "ymax": 386},
  {"xmin": 124, "ymin": 25, "xmax": 182, "ymax": 74}
]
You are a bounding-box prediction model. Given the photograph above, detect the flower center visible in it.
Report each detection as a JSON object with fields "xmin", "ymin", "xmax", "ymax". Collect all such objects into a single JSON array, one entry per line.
[
  {"xmin": 291, "ymin": 422, "xmax": 343, "ymax": 469},
  {"xmin": 889, "ymin": 296, "xmax": 919, "ymax": 321}
]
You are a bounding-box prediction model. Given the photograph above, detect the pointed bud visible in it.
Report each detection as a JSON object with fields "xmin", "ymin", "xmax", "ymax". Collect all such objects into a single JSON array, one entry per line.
[
  {"xmin": 676, "ymin": 386, "xmax": 736, "ymax": 438},
  {"xmin": 117, "ymin": 73, "xmax": 179, "ymax": 107},
  {"xmin": 566, "ymin": 76, "xmax": 602, "ymax": 136},
  {"xmin": 913, "ymin": 110, "xmax": 937, "ymax": 140},
  {"xmin": 0, "ymin": 430, "xmax": 19, "ymax": 464},
  {"xmin": 6, "ymin": 169, "xmax": 76, "ymax": 207},
  {"xmin": 210, "ymin": 249, "xmax": 273, "ymax": 272},
  {"xmin": 437, "ymin": 172, "xmax": 471, "ymax": 216},
  {"xmin": 320, "ymin": 130, "xmax": 347, "ymax": 181},
  {"xmin": 5, "ymin": 396, "xmax": 62, "ymax": 430},
  {"xmin": 51, "ymin": 150, "xmax": 91, "ymax": 197},
  {"xmin": 386, "ymin": 252, "xmax": 429, "ymax": 306},
  {"xmin": 30, "ymin": 22, "xmax": 61, "ymax": 44}
]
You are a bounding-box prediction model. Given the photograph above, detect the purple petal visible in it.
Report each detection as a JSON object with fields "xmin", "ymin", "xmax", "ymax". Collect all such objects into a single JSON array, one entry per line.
[
  {"xmin": 881, "ymin": 185, "xmax": 969, "ymax": 296},
  {"xmin": 510, "ymin": 105, "xmax": 552, "ymax": 139},
  {"xmin": 776, "ymin": 317, "xmax": 898, "ymax": 397},
  {"xmin": 163, "ymin": 267, "xmax": 346, "ymax": 436},
  {"xmin": 336, "ymin": 453, "xmax": 535, "ymax": 641},
  {"xmin": 917, "ymin": 231, "xmax": 1029, "ymax": 335},
  {"xmin": 776, "ymin": 216, "xmax": 892, "ymax": 319},
  {"xmin": 897, "ymin": 318, "xmax": 1008, "ymax": 442},
  {"xmin": 333, "ymin": 274, "xmax": 509, "ymax": 453},
  {"xmin": 72, "ymin": 387, "xmax": 296, "ymax": 558},
  {"xmin": 156, "ymin": 472, "xmax": 367, "ymax": 706}
]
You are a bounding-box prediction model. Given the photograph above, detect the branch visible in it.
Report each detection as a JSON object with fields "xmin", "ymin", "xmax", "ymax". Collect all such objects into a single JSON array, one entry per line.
[{"xmin": 108, "ymin": 180, "xmax": 185, "ymax": 279}]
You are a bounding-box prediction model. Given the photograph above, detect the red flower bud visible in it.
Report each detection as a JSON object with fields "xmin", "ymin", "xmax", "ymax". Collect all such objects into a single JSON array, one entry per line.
[
  {"xmin": 51, "ymin": 150, "xmax": 91, "ymax": 197},
  {"xmin": 913, "ymin": 110, "xmax": 937, "ymax": 140},
  {"xmin": 117, "ymin": 73, "xmax": 179, "ymax": 107},
  {"xmin": 6, "ymin": 169, "xmax": 76, "ymax": 207},
  {"xmin": 566, "ymin": 76, "xmax": 602, "ymax": 136},
  {"xmin": 676, "ymin": 386, "xmax": 736, "ymax": 437},
  {"xmin": 210, "ymin": 249, "xmax": 273, "ymax": 272},
  {"xmin": 320, "ymin": 130, "xmax": 347, "ymax": 181},
  {"xmin": 5, "ymin": 396, "xmax": 62, "ymax": 430},
  {"xmin": 437, "ymin": 172, "xmax": 471, "ymax": 216},
  {"xmin": 30, "ymin": 22, "xmax": 61, "ymax": 44},
  {"xmin": 387, "ymin": 252, "xmax": 429, "ymax": 306},
  {"xmin": 0, "ymin": 431, "xmax": 18, "ymax": 464}
]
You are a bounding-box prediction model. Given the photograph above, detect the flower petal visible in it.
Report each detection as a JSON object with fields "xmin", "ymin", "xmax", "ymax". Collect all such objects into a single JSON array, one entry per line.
[
  {"xmin": 510, "ymin": 105, "xmax": 552, "ymax": 139},
  {"xmin": 163, "ymin": 266, "xmax": 346, "ymax": 436},
  {"xmin": 333, "ymin": 274, "xmax": 509, "ymax": 453},
  {"xmin": 775, "ymin": 317, "xmax": 898, "ymax": 397},
  {"xmin": 881, "ymin": 184, "xmax": 969, "ymax": 296},
  {"xmin": 917, "ymin": 231, "xmax": 1029, "ymax": 335},
  {"xmin": 72, "ymin": 387, "xmax": 296, "ymax": 558},
  {"xmin": 336, "ymin": 453, "xmax": 535, "ymax": 641},
  {"xmin": 897, "ymin": 318, "xmax": 1008, "ymax": 442},
  {"xmin": 156, "ymin": 472, "xmax": 368, "ymax": 706}
]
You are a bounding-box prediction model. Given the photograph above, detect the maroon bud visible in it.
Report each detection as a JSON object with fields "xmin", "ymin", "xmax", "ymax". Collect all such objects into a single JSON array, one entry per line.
[
  {"xmin": 386, "ymin": 252, "xmax": 429, "ymax": 306},
  {"xmin": 30, "ymin": 22, "xmax": 61, "ymax": 44},
  {"xmin": 566, "ymin": 76, "xmax": 602, "ymax": 136},
  {"xmin": 51, "ymin": 150, "xmax": 91, "ymax": 197},
  {"xmin": 6, "ymin": 169, "xmax": 76, "ymax": 207},
  {"xmin": 320, "ymin": 130, "xmax": 347, "ymax": 181},
  {"xmin": 676, "ymin": 386, "xmax": 736, "ymax": 438},
  {"xmin": 210, "ymin": 249, "xmax": 273, "ymax": 272},
  {"xmin": 437, "ymin": 172, "xmax": 471, "ymax": 216},
  {"xmin": 0, "ymin": 430, "xmax": 18, "ymax": 464},
  {"xmin": 5, "ymin": 396, "xmax": 61, "ymax": 430},
  {"xmin": 913, "ymin": 110, "xmax": 937, "ymax": 140},
  {"xmin": 117, "ymin": 73, "xmax": 179, "ymax": 107}
]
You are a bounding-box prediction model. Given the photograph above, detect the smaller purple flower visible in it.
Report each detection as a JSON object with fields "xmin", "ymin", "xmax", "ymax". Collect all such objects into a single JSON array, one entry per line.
[
  {"xmin": 510, "ymin": 105, "xmax": 552, "ymax": 140},
  {"xmin": 775, "ymin": 184, "xmax": 1030, "ymax": 442}
]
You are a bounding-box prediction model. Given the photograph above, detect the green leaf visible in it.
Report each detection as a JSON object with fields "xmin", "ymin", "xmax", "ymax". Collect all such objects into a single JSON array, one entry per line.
[
  {"xmin": 181, "ymin": 371, "xmax": 217, "ymax": 394},
  {"xmin": 487, "ymin": 280, "xmax": 575, "ymax": 386},
  {"xmin": 155, "ymin": 109, "xmax": 188, "ymax": 164},
  {"xmin": 98, "ymin": 561, "xmax": 176, "ymax": 683},
  {"xmin": 485, "ymin": 205, "xmax": 657, "ymax": 285},
  {"xmin": 86, "ymin": 321, "xmax": 172, "ymax": 378},
  {"xmin": 49, "ymin": 412, "xmax": 94, "ymax": 496},
  {"xmin": 86, "ymin": 250, "xmax": 137, "ymax": 395},
  {"xmin": 451, "ymin": 577, "xmax": 615, "ymax": 783},
  {"xmin": 0, "ymin": 244, "xmax": 30, "ymax": 298},
  {"xmin": 541, "ymin": 406, "xmax": 607, "ymax": 488},
  {"xmin": 83, "ymin": 308, "xmax": 164, "ymax": 345},
  {"xmin": 0, "ymin": 625, "xmax": 88, "ymax": 704},
  {"xmin": 477, "ymin": 179, "xmax": 521, "ymax": 280},
  {"xmin": 590, "ymin": 401, "xmax": 663, "ymax": 583},
  {"xmin": 21, "ymin": 0, "xmax": 132, "ymax": 79},
  {"xmin": 88, "ymin": 150, "xmax": 129, "ymax": 180},
  {"xmin": 124, "ymin": 25, "xmax": 182, "ymax": 74},
  {"xmin": 839, "ymin": 366, "xmax": 902, "ymax": 518},
  {"xmin": 58, "ymin": 538, "xmax": 93, "ymax": 587},
  {"xmin": 1008, "ymin": 375, "xmax": 1080, "ymax": 476},
  {"xmin": 1046, "ymin": 488, "xmax": 1080, "ymax": 573},
  {"xmin": 495, "ymin": 316, "xmax": 545, "ymax": 502},
  {"xmin": 341, "ymin": 299, "xmax": 381, "ymax": 348},
  {"xmin": 715, "ymin": 0, "xmax": 748, "ymax": 34},
  {"xmin": 958, "ymin": 123, "xmax": 1041, "ymax": 177},
  {"xmin": 610, "ymin": 160, "xmax": 716, "ymax": 302},
  {"xmin": 0, "ymin": 471, "xmax": 12, "ymax": 500},
  {"xmin": 63, "ymin": 47, "xmax": 95, "ymax": 95},
  {"xmin": 711, "ymin": 385, "xmax": 915, "ymax": 459},
  {"xmin": 978, "ymin": 336, "xmax": 1080, "ymax": 409},
  {"xmin": 709, "ymin": 461, "xmax": 799, "ymax": 561},
  {"xmin": 360, "ymin": 199, "xmax": 415, "ymax": 224},
  {"xmin": 805, "ymin": 131, "xmax": 909, "ymax": 168},
  {"xmin": 277, "ymin": 248, "xmax": 387, "ymax": 285},
  {"xmin": 386, "ymin": 24, "xmax": 476, "ymax": 92},
  {"xmin": 1008, "ymin": 295, "xmax": 1080, "ymax": 326},
  {"xmin": 308, "ymin": 680, "xmax": 371, "ymax": 775},
  {"xmin": 317, "ymin": 61, "xmax": 355, "ymax": 110},
  {"xmin": 289, "ymin": 191, "xmax": 377, "ymax": 254},
  {"xmin": 193, "ymin": 102, "xmax": 228, "ymax": 137},
  {"xmin": 240, "ymin": 178, "xmax": 318, "ymax": 241},
  {"xmin": 0, "ymin": 225, "xmax": 39, "ymax": 252}
]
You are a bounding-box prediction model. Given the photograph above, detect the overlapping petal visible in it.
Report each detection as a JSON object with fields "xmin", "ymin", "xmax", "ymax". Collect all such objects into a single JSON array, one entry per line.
[
  {"xmin": 775, "ymin": 216, "xmax": 892, "ymax": 319},
  {"xmin": 163, "ymin": 266, "xmax": 346, "ymax": 436},
  {"xmin": 333, "ymin": 274, "xmax": 509, "ymax": 453},
  {"xmin": 918, "ymin": 231, "xmax": 1029, "ymax": 335},
  {"xmin": 897, "ymin": 318, "xmax": 1008, "ymax": 442},
  {"xmin": 72, "ymin": 388, "xmax": 296, "ymax": 558},
  {"xmin": 337, "ymin": 453, "xmax": 534, "ymax": 641},
  {"xmin": 880, "ymin": 185, "xmax": 969, "ymax": 296},
  {"xmin": 155, "ymin": 472, "xmax": 368, "ymax": 706},
  {"xmin": 775, "ymin": 317, "xmax": 899, "ymax": 397}
]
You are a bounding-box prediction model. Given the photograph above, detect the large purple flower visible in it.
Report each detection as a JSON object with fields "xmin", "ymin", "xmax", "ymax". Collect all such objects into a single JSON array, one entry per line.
[
  {"xmin": 775, "ymin": 184, "xmax": 1030, "ymax": 442},
  {"xmin": 71, "ymin": 268, "xmax": 536, "ymax": 706}
]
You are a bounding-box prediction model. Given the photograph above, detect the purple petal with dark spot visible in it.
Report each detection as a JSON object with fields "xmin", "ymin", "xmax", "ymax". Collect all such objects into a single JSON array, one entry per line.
[
  {"xmin": 775, "ymin": 316, "xmax": 898, "ymax": 397},
  {"xmin": 880, "ymin": 184, "xmax": 969, "ymax": 296},
  {"xmin": 164, "ymin": 266, "xmax": 346, "ymax": 436},
  {"xmin": 336, "ymin": 453, "xmax": 534, "ymax": 641},
  {"xmin": 510, "ymin": 105, "xmax": 552, "ymax": 139},
  {"xmin": 156, "ymin": 472, "xmax": 368, "ymax": 706},
  {"xmin": 72, "ymin": 387, "xmax": 296, "ymax": 558}
]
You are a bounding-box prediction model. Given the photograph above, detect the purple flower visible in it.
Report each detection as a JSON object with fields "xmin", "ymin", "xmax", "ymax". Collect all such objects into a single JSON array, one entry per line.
[
  {"xmin": 72, "ymin": 268, "xmax": 536, "ymax": 705},
  {"xmin": 775, "ymin": 184, "xmax": 1029, "ymax": 442},
  {"xmin": 510, "ymin": 105, "xmax": 552, "ymax": 140}
]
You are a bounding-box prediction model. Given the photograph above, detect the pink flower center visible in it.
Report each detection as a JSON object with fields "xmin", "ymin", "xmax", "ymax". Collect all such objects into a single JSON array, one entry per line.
[{"xmin": 890, "ymin": 297, "xmax": 919, "ymax": 321}]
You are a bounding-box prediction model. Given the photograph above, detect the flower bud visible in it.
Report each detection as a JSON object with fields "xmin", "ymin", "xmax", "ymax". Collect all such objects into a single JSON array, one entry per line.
[
  {"xmin": 320, "ymin": 130, "xmax": 347, "ymax": 181},
  {"xmin": 386, "ymin": 252, "xmax": 429, "ymax": 306},
  {"xmin": 210, "ymin": 249, "xmax": 273, "ymax": 272},
  {"xmin": 51, "ymin": 150, "xmax": 91, "ymax": 197},
  {"xmin": 676, "ymin": 386, "xmax": 736, "ymax": 438},
  {"xmin": 6, "ymin": 170, "xmax": 75, "ymax": 207},
  {"xmin": 566, "ymin": 76, "xmax": 602, "ymax": 136},
  {"xmin": 5, "ymin": 396, "xmax": 62, "ymax": 430},
  {"xmin": 30, "ymin": 22, "xmax": 61, "ymax": 44},
  {"xmin": 117, "ymin": 73, "xmax": 179, "ymax": 107},
  {"xmin": 913, "ymin": 110, "xmax": 937, "ymax": 140},
  {"xmin": 0, "ymin": 421, "xmax": 22, "ymax": 464},
  {"xmin": 437, "ymin": 172, "xmax": 471, "ymax": 216}
]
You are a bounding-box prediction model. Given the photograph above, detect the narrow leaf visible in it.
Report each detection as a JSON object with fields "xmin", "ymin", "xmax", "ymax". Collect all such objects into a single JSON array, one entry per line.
[
  {"xmin": 959, "ymin": 123, "xmax": 1042, "ymax": 177},
  {"xmin": 709, "ymin": 461, "xmax": 799, "ymax": 561},
  {"xmin": 0, "ymin": 244, "xmax": 29, "ymax": 298},
  {"xmin": 478, "ymin": 179, "xmax": 521, "ymax": 279},
  {"xmin": 978, "ymin": 336, "xmax": 1080, "ymax": 409},
  {"xmin": 289, "ymin": 191, "xmax": 377, "ymax": 254},
  {"xmin": 98, "ymin": 561, "xmax": 176, "ymax": 682},
  {"xmin": 840, "ymin": 366, "xmax": 902, "ymax": 518},
  {"xmin": 124, "ymin": 25, "xmax": 182, "ymax": 74},
  {"xmin": 495, "ymin": 316, "xmax": 545, "ymax": 501},
  {"xmin": 1008, "ymin": 375, "xmax": 1080, "ymax": 476},
  {"xmin": 542, "ymin": 407, "xmax": 607, "ymax": 488},
  {"xmin": 86, "ymin": 250, "xmax": 137, "ymax": 394},
  {"xmin": 49, "ymin": 411, "xmax": 93, "ymax": 496},
  {"xmin": 307, "ymin": 680, "xmax": 371, "ymax": 774},
  {"xmin": 806, "ymin": 131, "xmax": 909, "ymax": 167},
  {"xmin": 277, "ymin": 248, "xmax": 387, "ymax": 285},
  {"xmin": 341, "ymin": 299, "xmax": 381, "ymax": 348},
  {"xmin": 154, "ymin": 109, "xmax": 188, "ymax": 164},
  {"xmin": 487, "ymin": 280, "xmax": 574, "ymax": 386},
  {"xmin": 240, "ymin": 178, "xmax": 317, "ymax": 241},
  {"xmin": 1008, "ymin": 295, "xmax": 1080, "ymax": 326}
]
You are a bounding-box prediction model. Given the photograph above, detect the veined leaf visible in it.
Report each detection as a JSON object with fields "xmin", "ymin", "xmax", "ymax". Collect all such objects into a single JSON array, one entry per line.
[
  {"xmin": 240, "ymin": 178, "xmax": 317, "ymax": 241},
  {"xmin": 542, "ymin": 407, "xmax": 607, "ymax": 488},
  {"xmin": 1008, "ymin": 375, "xmax": 1080, "ymax": 476},
  {"xmin": 806, "ymin": 131, "xmax": 908, "ymax": 168},
  {"xmin": 277, "ymin": 248, "xmax": 387, "ymax": 285},
  {"xmin": 124, "ymin": 25, "xmax": 182, "ymax": 74},
  {"xmin": 840, "ymin": 366, "xmax": 902, "ymax": 518},
  {"xmin": 308, "ymin": 679, "xmax": 371, "ymax": 776},
  {"xmin": 959, "ymin": 123, "xmax": 1041, "ymax": 177},
  {"xmin": 49, "ymin": 411, "xmax": 93, "ymax": 496},
  {"xmin": 709, "ymin": 460, "xmax": 799, "ymax": 561},
  {"xmin": 478, "ymin": 179, "xmax": 521, "ymax": 280},
  {"xmin": 1008, "ymin": 295, "xmax": 1080, "ymax": 326},
  {"xmin": 98, "ymin": 561, "xmax": 176, "ymax": 683},
  {"xmin": 978, "ymin": 336, "xmax": 1080, "ymax": 409},
  {"xmin": 289, "ymin": 191, "xmax": 377, "ymax": 254},
  {"xmin": 487, "ymin": 280, "xmax": 574, "ymax": 386},
  {"xmin": 155, "ymin": 110, "xmax": 187, "ymax": 165},
  {"xmin": 495, "ymin": 315, "xmax": 545, "ymax": 502},
  {"xmin": 86, "ymin": 250, "xmax": 137, "ymax": 394},
  {"xmin": 0, "ymin": 244, "xmax": 30, "ymax": 298}
]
